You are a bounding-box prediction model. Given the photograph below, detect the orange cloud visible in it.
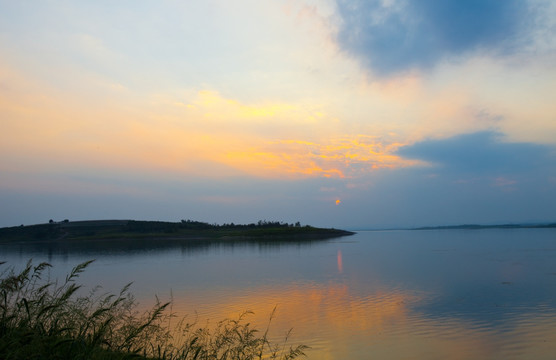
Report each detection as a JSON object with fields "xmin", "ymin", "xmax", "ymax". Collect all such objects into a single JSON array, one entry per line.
[
  {"xmin": 221, "ymin": 136, "xmax": 414, "ymax": 179},
  {"xmin": 1, "ymin": 67, "xmax": 415, "ymax": 184}
]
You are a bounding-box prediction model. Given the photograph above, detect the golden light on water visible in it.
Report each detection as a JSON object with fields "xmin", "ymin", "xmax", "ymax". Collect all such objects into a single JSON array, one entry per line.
[{"xmin": 158, "ymin": 280, "xmax": 556, "ymax": 359}]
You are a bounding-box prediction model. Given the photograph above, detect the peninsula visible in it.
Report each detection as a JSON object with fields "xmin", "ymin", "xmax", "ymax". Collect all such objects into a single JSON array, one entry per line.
[{"xmin": 0, "ymin": 219, "xmax": 354, "ymax": 243}]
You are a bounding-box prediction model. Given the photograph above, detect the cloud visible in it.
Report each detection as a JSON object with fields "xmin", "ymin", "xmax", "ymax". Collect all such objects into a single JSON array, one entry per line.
[
  {"xmin": 326, "ymin": 131, "xmax": 556, "ymax": 228},
  {"xmin": 335, "ymin": 0, "xmax": 536, "ymax": 76},
  {"xmin": 397, "ymin": 131, "xmax": 555, "ymax": 174}
]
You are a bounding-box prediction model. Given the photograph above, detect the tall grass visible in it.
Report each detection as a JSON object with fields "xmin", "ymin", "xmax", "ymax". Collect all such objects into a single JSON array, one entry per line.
[{"xmin": 0, "ymin": 260, "xmax": 307, "ymax": 359}]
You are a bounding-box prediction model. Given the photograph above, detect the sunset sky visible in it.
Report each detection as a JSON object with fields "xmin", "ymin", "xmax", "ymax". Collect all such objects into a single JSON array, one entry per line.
[{"xmin": 1, "ymin": 0, "xmax": 555, "ymax": 229}]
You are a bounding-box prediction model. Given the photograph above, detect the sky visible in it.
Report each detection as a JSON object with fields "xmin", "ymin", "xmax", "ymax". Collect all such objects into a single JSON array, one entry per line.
[{"xmin": 1, "ymin": 0, "xmax": 556, "ymax": 229}]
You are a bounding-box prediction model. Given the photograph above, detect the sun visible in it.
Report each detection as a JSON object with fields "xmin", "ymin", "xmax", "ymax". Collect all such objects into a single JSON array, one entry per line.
[{"xmin": 335, "ymin": 199, "xmax": 341, "ymax": 205}]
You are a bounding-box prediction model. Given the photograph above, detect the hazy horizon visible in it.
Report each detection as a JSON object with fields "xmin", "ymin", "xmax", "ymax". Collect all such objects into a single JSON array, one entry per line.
[{"xmin": 2, "ymin": 1, "xmax": 555, "ymax": 229}]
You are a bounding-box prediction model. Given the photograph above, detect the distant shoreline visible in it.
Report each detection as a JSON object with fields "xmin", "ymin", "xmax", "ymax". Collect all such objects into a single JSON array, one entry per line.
[
  {"xmin": 346, "ymin": 223, "xmax": 556, "ymax": 231},
  {"xmin": 0, "ymin": 219, "xmax": 355, "ymax": 243},
  {"xmin": 412, "ymin": 223, "xmax": 556, "ymax": 231}
]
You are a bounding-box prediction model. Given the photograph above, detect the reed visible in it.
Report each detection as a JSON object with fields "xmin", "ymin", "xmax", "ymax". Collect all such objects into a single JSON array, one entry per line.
[{"xmin": 0, "ymin": 260, "xmax": 307, "ymax": 359}]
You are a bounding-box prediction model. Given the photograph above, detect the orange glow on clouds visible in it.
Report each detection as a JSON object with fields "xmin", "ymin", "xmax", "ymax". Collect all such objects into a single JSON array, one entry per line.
[
  {"xmin": 0, "ymin": 66, "xmax": 415, "ymax": 183},
  {"xmin": 177, "ymin": 90, "xmax": 318, "ymax": 126},
  {"xmin": 220, "ymin": 136, "xmax": 414, "ymax": 179}
]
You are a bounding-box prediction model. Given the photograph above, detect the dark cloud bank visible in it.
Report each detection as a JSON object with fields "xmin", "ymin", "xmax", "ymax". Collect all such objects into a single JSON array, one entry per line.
[
  {"xmin": 397, "ymin": 131, "xmax": 556, "ymax": 174},
  {"xmin": 362, "ymin": 131, "xmax": 556, "ymax": 227},
  {"xmin": 328, "ymin": 131, "xmax": 556, "ymax": 228},
  {"xmin": 335, "ymin": 0, "xmax": 537, "ymax": 76}
]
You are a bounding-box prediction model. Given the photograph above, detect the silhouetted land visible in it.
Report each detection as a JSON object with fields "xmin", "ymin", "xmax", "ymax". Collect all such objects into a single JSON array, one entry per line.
[
  {"xmin": 413, "ymin": 223, "xmax": 556, "ymax": 230},
  {"xmin": 0, "ymin": 219, "xmax": 354, "ymax": 243}
]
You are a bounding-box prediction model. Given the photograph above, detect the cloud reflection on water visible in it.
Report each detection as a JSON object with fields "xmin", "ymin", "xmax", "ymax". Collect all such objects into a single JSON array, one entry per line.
[{"xmin": 161, "ymin": 278, "xmax": 556, "ymax": 359}]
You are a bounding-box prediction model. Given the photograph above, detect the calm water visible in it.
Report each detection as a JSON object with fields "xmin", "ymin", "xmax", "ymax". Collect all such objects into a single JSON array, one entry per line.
[{"xmin": 2, "ymin": 229, "xmax": 556, "ymax": 359}]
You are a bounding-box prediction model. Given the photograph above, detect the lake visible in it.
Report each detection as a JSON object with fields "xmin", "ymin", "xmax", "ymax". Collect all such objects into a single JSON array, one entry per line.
[{"xmin": 2, "ymin": 228, "xmax": 556, "ymax": 359}]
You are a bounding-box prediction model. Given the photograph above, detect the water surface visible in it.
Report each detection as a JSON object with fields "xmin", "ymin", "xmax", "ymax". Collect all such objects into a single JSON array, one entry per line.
[{"xmin": 2, "ymin": 229, "xmax": 556, "ymax": 359}]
